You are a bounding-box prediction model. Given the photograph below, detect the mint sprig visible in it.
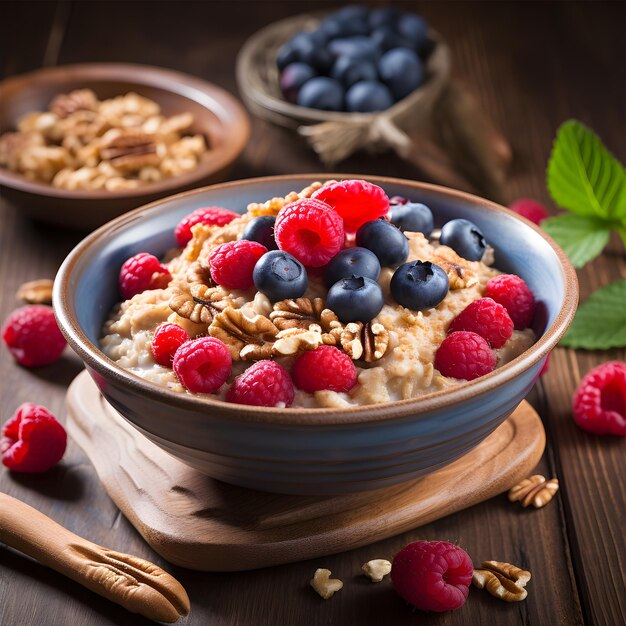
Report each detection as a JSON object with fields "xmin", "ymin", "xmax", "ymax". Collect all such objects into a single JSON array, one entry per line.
[
  {"xmin": 542, "ymin": 120, "xmax": 626, "ymax": 267},
  {"xmin": 560, "ymin": 280, "xmax": 626, "ymax": 350}
]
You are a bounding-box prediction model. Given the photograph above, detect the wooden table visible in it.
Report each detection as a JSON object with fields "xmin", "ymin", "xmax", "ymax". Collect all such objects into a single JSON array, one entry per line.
[{"xmin": 1, "ymin": 2, "xmax": 624, "ymax": 625}]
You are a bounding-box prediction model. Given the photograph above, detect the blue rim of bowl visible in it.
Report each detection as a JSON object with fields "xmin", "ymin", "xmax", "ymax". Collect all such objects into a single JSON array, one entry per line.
[{"xmin": 54, "ymin": 174, "xmax": 579, "ymax": 425}]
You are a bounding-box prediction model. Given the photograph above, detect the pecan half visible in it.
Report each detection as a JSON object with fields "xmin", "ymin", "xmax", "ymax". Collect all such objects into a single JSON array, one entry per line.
[
  {"xmin": 209, "ymin": 307, "xmax": 278, "ymax": 360},
  {"xmin": 50, "ymin": 89, "xmax": 98, "ymax": 119},
  {"xmin": 472, "ymin": 561, "xmax": 531, "ymax": 602},
  {"xmin": 270, "ymin": 297, "xmax": 342, "ymax": 344},
  {"xmin": 100, "ymin": 131, "xmax": 159, "ymax": 171},
  {"xmin": 271, "ymin": 326, "xmax": 324, "ymax": 357},
  {"xmin": 16, "ymin": 278, "xmax": 54, "ymax": 304},
  {"xmin": 340, "ymin": 322, "xmax": 389, "ymax": 362},
  {"xmin": 508, "ymin": 475, "xmax": 559, "ymax": 508}
]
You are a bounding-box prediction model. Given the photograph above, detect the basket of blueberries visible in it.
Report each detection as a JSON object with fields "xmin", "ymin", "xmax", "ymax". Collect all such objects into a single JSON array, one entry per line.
[{"xmin": 236, "ymin": 4, "xmax": 451, "ymax": 165}]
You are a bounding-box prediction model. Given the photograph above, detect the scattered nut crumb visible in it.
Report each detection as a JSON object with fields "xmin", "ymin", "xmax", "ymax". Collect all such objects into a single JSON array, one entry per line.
[
  {"xmin": 16, "ymin": 279, "xmax": 54, "ymax": 304},
  {"xmin": 310, "ymin": 568, "xmax": 343, "ymax": 600},
  {"xmin": 361, "ymin": 559, "xmax": 392, "ymax": 582}
]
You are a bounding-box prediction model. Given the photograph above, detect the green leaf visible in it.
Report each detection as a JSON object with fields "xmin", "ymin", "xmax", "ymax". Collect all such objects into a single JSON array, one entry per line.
[
  {"xmin": 542, "ymin": 214, "xmax": 611, "ymax": 268},
  {"xmin": 561, "ymin": 280, "xmax": 626, "ymax": 349},
  {"xmin": 547, "ymin": 120, "xmax": 626, "ymax": 220}
]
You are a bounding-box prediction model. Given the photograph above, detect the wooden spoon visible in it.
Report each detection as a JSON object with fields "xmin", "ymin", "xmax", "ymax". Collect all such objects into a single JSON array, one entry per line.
[{"xmin": 0, "ymin": 493, "xmax": 190, "ymax": 623}]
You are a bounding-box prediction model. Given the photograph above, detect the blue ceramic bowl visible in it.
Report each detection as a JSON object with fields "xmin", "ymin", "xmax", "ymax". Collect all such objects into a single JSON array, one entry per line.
[{"xmin": 54, "ymin": 175, "xmax": 578, "ymax": 495}]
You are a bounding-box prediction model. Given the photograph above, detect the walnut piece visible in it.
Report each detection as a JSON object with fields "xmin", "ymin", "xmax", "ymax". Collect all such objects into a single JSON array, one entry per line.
[
  {"xmin": 340, "ymin": 322, "xmax": 389, "ymax": 362},
  {"xmin": 168, "ymin": 284, "xmax": 231, "ymax": 325},
  {"xmin": 429, "ymin": 246, "xmax": 479, "ymax": 290},
  {"xmin": 100, "ymin": 131, "xmax": 159, "ymax": 172},
  {"xmin": 247, "ymin": 181, "xmax": 331, "ymax": 217},
  {"xmin": 271, "ymin": 326, "xmax": 324, "ymax": 357},
  {"xmin": 209, "ymin": 307, "xmax": 278, "ymax": 360},
  {"xmin": 49, "ymin": 89, "xmax": 98, "ymax": 118},
  {"xmin": 508, "ymin": 475, "xmax": 559, "ymax": 508},
  {"xmin": 472, "ymin": 560, "xmax": 531, "ymax": 602},
  {"xmin": 361, "ymin": 559, "xmax": 391, "ymax": 583},
  {"xmin": 270, "ymin": 297, "xmax": 342, "ymax": 344},
  {"xmin": 16, "ymin": 278, "xmax": 54, "ymax": 304},
  {"xmin": 310, "ymin": 568, "xmax": 343, "ymax": 600}
]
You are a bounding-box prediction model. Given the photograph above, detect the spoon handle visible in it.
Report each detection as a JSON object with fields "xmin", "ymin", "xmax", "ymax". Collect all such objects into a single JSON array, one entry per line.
[{"xmin": 0, "ymin": 492, "xmax": 190, "ymax": 622}]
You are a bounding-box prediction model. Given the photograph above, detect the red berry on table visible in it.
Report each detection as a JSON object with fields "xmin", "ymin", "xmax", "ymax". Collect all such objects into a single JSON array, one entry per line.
[
  {"xmin": 227, "ymin": 360, "xmax": 295, "ymax": 407},
  {"xmin": 119, "ymin": 252, "xmax": 171, "ymax": 300},
  {"xmin": 2, "ymin": 305, "xmax": 66, "ymax": 368},
  {"xmin": 312, "ymin": 179, "xmax": 389, "ymax": 233},
  {"xmin": 391, "ymin": 540, "xmax": 473, "ymax": 612},
  {"xmin": 1, "ymin": 403, "xmax": 67, "ymax": 473},
  {"xmin": 209, "ymin": 240, "xmax": 268, "ymax": 290},
  {"xmin": 274, "ymin": 198, "xmax": 345, "ymax": 267},
  {"xmin": 435, "ymin": 331, "xmax": 496, "ymax": 381},
  {"xmin": 174, "ymin": 206, "xmax": 239, "ymax": 247},
  {"xmin": 172, "ymin": 337, "xmax": 232, "ymax": 394},
  {"xmin": 572, "ymin": 361, "xmax": 626, "ymax": 436},
  {"xmin": 291, "ymin": 345, "xmax": 357, "ymax": 393},
  {"xmin": 485, "ymin": 274, "xmax": 535, "ymax": 330},
  {"xmin": 449, "ymin": 297, "xmax": 514, "ymax": 349},
  {"xmin": 151, "ymin": 323, "xmax": 190, "ymax": 367},
  {"xmin": 509, "ymin": 198, "xmax": 549, "ymax": 225}
]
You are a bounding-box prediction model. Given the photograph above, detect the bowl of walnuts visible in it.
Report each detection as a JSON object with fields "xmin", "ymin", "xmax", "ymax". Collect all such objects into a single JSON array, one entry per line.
[{"xmin": 0, "ymin": 63, "xmax": 250, "ymax": 230}]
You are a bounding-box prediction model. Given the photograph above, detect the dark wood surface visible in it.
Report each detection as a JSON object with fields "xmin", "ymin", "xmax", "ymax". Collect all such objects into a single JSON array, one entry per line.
[{"xmin": 0, "ymin": 2, "xmax": 624, "ymax": 625}]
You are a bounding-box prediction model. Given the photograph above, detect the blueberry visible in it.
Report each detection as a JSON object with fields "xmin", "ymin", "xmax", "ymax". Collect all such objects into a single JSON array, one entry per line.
[
  {"xmin": 279, "ymin": 63, "xmax": 317, "ymax": 103},
  {"xmin": 390, "ymin": 261, "xmax": 449, "ymax": 311},
  {"xmin": 320, "ymin": 14, "xmax": 369, "ymax": 38},
  {"xmin": 328, "ymin": 37, "xmax": 381, "ymax": 63},
  {"xmin": 279, "ymin": 32, "xmax": 332, "ymax": 72},
  {"xmin": 297, "ymin": 77, "xmax": 344, "ymax": 111},
  {"xmin": 326, "ymin": 276, "xmax": 384, "ymax": 323},
  {"xmin": 346, "ymin": 80, "xmax": 393, "ymax": 112},
  {"xmin": 276, "ymin": 41, "xmax": 299, "ymax": 70},
  {"xmin": 253, "ymin": 250, "xmax": 308, "ymax": 301},
  {"xmin": 334, "ymin": 5, "xmax": 370, "ymax": 21},
  {"xmin": 355, "ymin": 219, "xmax": 409, "ymax": 267},
  {"xmin": 331, "ymin": 57, "xmax": 378, "ymax": 88},
  {"xmin": 368, "ymin": 7, "xmax": 401, "ymax": 30},
  {"xmin": 390, "ymin": 202, "xmax": 434, "ymax": 236},
  {"xmin": 379, "ymin": 48, "xmax": 424, "ymax": 100},
  {"xmin": 325, "ymin": 247, "xmax": 381, "ymax": 288},
  {"xmin": 396, "ymin": 13, "xmax": 429, "ymax": 52},
  {"xmin": 439, "ymin": 219, "xmax": 488, "ymax": 262},
  {"xmin": 370, "ymin": 26, "xmax": 414, "ymax": 52},
  {"xmin": 242, "ymin": 215, "xmax": 277, "ymax": 250}
]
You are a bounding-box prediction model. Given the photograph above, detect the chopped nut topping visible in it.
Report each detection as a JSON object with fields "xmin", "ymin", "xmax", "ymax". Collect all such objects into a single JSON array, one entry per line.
[
  {"xmin": 361, "ymin": 559, "xmax": 392, "ymax": 582},
  {"xmin": 49, "ymin": 89, "xmax": 98, "ymax": 118},
  {"xmin": 340, "ymin": 322, "xmax": 389, "ymax": 362},
  {"xmin": 16, "ymin": 278, "xmax": 54, "ymax": 304},
  {"xmin": 310, "ymin": 568, "xmax": 343, "ymax": 600},
  {"xmin": 209, "ymin": 307, "xmax": 278, "ymax": 360},
  {"xmin": 168, "ymin": 284, "xmax": 232, "ymax": 325},
  {"xmin": 508, "ymin": 475, "xmax": 559, "ymax": 508},
  {"xmin": 247, "ymin": 181, "xmax": 331, "ymax": 217},
  {"xmin": 100, "ymin": 130, "xmax": 159, "ymax": 171},
  {"xmin": 271, "ymin": 326, "xmax": 324, "ymax": 356},
  {"xmin": 472, "ymin": 560, "xmax": 531, "ymax": 602},
  {"xmin": 270, "ymin": 297, "xmax": 342, "ymax": 344},
  {"xmin": 186, "ymin": 262, "xmax": 215, "ymax": 288},
  {"xmin": 430, "ymin": 246, "xmax": 479, "ymax": 290}
]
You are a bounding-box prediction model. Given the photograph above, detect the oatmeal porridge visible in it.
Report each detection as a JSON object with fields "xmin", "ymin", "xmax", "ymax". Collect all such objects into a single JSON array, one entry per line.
[{"xmin": 101, "ymin": 179, "xmax": 536, "ymax": 408}]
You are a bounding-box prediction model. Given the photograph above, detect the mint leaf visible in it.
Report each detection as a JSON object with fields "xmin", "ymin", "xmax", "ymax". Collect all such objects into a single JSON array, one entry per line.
[
  {"xmin": 542, "ymin": 214, "xmax": 611, "ymax": 268},
  {"xmin": 561, "ymin": 280, "xmax": 626, "ymax": 349},
  {"xmin": 547, "ymin": 120, "xmax": 626, "ymax": 220}
]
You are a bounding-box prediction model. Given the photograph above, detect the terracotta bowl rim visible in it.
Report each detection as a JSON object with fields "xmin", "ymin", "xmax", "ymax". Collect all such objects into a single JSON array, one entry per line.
[
  {"xmin": 54, "ymin": 173, "xmax": 579, "ymax": 426},
  {"xmin": 0, "ymin": 62, "xmax": 250, "ymax": 199}
]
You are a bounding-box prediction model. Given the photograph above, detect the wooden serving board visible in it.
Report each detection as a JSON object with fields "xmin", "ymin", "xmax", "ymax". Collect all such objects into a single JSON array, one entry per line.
[{"xmin": 67, "ymin": 371, "xmax": 545, "ymax": 572}]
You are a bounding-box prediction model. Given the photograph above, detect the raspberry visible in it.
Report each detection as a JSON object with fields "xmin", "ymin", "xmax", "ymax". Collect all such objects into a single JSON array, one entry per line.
[
  {"xmin": 274, "ymin": 199, "xmax": 345, "ymax": 267},
  {"xmin": 151, "ymin": 323, "xmax": 190, "ymax": 366},
  {"xmin": 312, "ymin": 179, "xmax": 389, "ymax": 233},
  {"xmin": 391, "ymin": 540, "xmax": 473, "ymax": 612},
  {"xmin": 119, "ymin": 253, "xmax": 171, "ymax": 300},
  {"xmin": 226, "ymin": 360, "xmax": 295, "ymax": 407},
  {"xmin": 485, "ymin": 274, "xmax": 535, "ymax": 330},
  {"xmin": 1, "ymin": 403, "xmax": 67, "ymax": 472},
  {"xmin": 435, "ymin": 331, "xmax": 496, "ymax": 381},
  {"xmin": 572, "ymin": 361, "xmax": 626, "ymax": 436},
  {"xmin": 449, "ymin": 297, "xmax": 514, "ymax": 349},
  {"xmin": 509, "ymin": 198, "xmax": 549, "ymax": 225},
  {"xmin": 173, "ymin": 337, "xmax": 232, "ymax": 394},
  {"xmin": 174, "ymin": 206, "xmax": 239, "ymax": 247},
  {"xmin": 209, "ymin": 240, "xmax": 268, "ymax": 290},
  {"xmin": 2, "ymin": 305, "xmax": 66, "ymax": 368},
  {"xmin": 291, "ymin": 345, "xmax": 357, "ymax": 392}
]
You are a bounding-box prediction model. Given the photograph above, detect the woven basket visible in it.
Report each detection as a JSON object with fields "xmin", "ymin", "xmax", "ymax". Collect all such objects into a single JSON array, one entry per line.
[{"xmin": 236, "ymin": 13, "xmax": 511, "ymax": 202}]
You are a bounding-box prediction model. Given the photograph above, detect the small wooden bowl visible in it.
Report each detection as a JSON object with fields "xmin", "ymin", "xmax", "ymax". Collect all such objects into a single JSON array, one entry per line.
[{"xmin": 0, "ymin": 63, "xmax": 250, "ymax": 230}]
